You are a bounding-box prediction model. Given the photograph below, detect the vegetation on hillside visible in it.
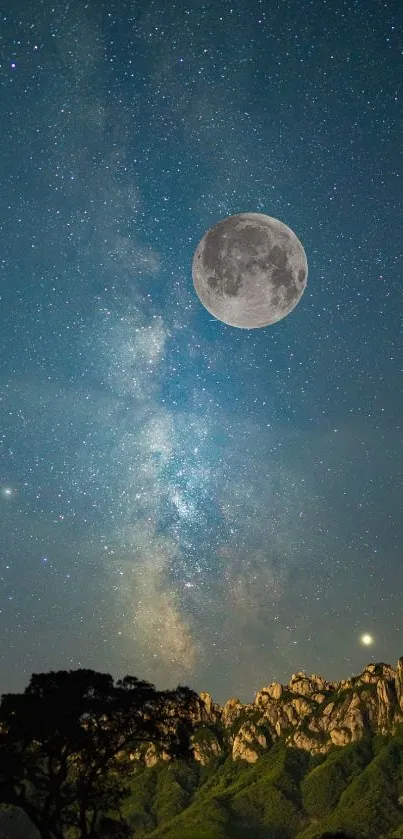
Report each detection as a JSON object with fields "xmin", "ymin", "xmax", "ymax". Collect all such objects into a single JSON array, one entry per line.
[
  {"xmin": 2, "ymin": 669, "xmax": 403, "ymax": 838},
  {"xmin": 117, "ymin": 730, "xmax": 403, "ymax": 839}
]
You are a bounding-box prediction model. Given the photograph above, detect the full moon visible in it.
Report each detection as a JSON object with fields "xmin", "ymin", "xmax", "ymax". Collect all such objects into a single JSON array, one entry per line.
[{"xmin": 192, "ymin": 212, "xmax": 308, "ymax": 328}]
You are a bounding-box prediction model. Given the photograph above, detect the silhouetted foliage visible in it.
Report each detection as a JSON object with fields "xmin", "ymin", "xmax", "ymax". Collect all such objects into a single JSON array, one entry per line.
[
  {"xmin": 0, "ymin": 668, "xmax": 198, "ymax": 839},
  {"xmin": 316, "ymin": 834, "xmax": 356, "ymax": 839}
]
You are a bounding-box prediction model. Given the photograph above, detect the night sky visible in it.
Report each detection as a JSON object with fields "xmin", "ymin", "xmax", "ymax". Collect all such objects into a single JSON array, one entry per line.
[{"xmin": 0, "ymin": 0, "xmax": 402, "ymax": 705}]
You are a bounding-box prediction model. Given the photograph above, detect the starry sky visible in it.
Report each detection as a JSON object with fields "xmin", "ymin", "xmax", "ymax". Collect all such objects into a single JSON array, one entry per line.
[{"xmin": 0, "ymin": 0, "xmax": 402, "ymax": 705}]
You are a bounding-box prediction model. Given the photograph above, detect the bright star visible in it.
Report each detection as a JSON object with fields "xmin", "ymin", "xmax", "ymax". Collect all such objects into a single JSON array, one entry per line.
[
  {"xmin": 2, "ymin": 487, "xmax": 13, "ymax": 498},
  {"xmin": 360, "ymin": 633, "xmax": 374, "ymax": 646}
]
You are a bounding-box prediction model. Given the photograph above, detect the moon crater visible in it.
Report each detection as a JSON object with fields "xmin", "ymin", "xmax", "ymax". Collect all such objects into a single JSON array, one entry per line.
[{"xmin": 192, "ymin": 212, "xmax": 308, "ymax": 328}]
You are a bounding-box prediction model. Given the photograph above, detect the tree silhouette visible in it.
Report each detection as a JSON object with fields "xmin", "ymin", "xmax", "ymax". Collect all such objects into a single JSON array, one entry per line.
[
  {"xmin": 0, "ymin": 669, "xmax": 199, "ymax": 839},
  {"xmin": 316, "ymin": 833, "xmax": 356, "ymax": 838}
]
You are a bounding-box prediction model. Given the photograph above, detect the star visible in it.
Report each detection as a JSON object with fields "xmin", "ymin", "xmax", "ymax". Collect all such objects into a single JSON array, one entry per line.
[
  {"xmin": 0, "ymin": 0, "xmax": 400, "ymax": 709},
  {"xmin": 360, "ymin": 633, "xmax": 374, "ymax": 646}
]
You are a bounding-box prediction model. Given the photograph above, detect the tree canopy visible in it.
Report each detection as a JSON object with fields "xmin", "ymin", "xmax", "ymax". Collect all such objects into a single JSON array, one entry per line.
[{"xmin": 0, "ymin": 668, "xmax": 199, "ymax": 839}]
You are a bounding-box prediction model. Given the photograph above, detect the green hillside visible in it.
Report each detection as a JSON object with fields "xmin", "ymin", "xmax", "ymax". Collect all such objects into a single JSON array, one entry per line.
[
  {"xmin": 117, "ymin": 729, "xmax": 403, "ymax": 839},
  {"xmin": 3, "ymin": 726, "xmax": 403, "ymax": 837}
]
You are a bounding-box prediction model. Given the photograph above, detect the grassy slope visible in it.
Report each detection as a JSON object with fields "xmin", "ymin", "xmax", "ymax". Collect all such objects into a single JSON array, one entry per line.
[
  {"xmin": 122, "ymin": 730, "xmax": 403, "ymax": 839},
  {"xmin": 3, "ymin": 730, "xmax": 403, "ymax": 838}
]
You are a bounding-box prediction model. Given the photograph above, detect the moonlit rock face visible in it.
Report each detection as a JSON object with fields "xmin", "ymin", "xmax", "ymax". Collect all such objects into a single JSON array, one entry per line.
[{"xmin": 192, "ymin": 212, "xmax": 308, "ymax": 328}]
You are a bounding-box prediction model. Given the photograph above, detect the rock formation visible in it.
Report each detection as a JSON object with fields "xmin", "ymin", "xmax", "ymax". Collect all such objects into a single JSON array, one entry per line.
[
  {"xmin": 231, "ymin": 721, "xmax": 268, "ymax": 763},
  {"xmin": 134, "ymin": 658, "xmax": 403, "ymax": 766}
]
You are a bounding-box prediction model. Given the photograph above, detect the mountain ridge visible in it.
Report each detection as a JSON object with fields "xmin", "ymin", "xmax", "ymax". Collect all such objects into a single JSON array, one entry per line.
[
  {"xmin": 3, "ymin": 659, "xmax": 403, "ymax": 838},
  {"xmin": 121, "ymin": 657, "xmax": 403, "ymax": 838},
  {"xmin": 139, "ymin": 657, "xmax": 403, "ymax": 767}
]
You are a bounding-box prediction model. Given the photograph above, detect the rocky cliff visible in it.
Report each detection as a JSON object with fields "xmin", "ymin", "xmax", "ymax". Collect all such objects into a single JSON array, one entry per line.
[{"xmin": 140, "ymin": 658, "xmax": 403, "ymax": 767}]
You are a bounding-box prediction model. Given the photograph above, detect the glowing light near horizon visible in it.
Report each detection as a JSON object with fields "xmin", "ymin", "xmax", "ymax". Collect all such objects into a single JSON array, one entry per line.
[{"xmin": 360, "ymin": 633, "xmax": 374, "ymax": 646}]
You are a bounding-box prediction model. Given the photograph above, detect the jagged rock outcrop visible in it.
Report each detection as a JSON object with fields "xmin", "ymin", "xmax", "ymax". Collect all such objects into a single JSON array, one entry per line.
[
  {"xmin": 358, "ymin": 662, "xmax": 396, "ymax": 684},
  {"xmin": 221, "ymin": 697, "xmax": 244, "ymax": 727},
  {"xmin": 191, "ymin": 732, "xmax": 222, "ymax": 765},
  {"xmin": 221, "ymin": 659, "xmax": 403, "ymax": 760},
  {"xmin": 395, "ymin": 658, "xmax": 403, "ymax": 712},
  {"xmin": 376, "ymin": 677, "xmax": 396, "ymax": 732},
  {"xmin": 255, "ymin": 681, "xmax": 283, "ymax": 704},
  {"xmin": 289, "ymin": 671, "xmax": 331, "ymax": 696},
  {"xmin": 198, "ymin": 691, "xmax": 221, "ymax": 723},
  {"xmin": 143, "ymin": 744, "xmax": 171, "ymax": 767},
  {"xmin": 232, "ymin": 721, "xmax": 267, "ymax": 763},
  {"xmin": 129, "ymin": 659, "xmax": 403, "ymax": 767}
]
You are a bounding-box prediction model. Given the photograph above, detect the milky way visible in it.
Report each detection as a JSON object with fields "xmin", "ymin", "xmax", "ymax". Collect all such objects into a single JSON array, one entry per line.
[{"xmin": 0, "ymin": 0, "xmax": 402, "ymax": 703}]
